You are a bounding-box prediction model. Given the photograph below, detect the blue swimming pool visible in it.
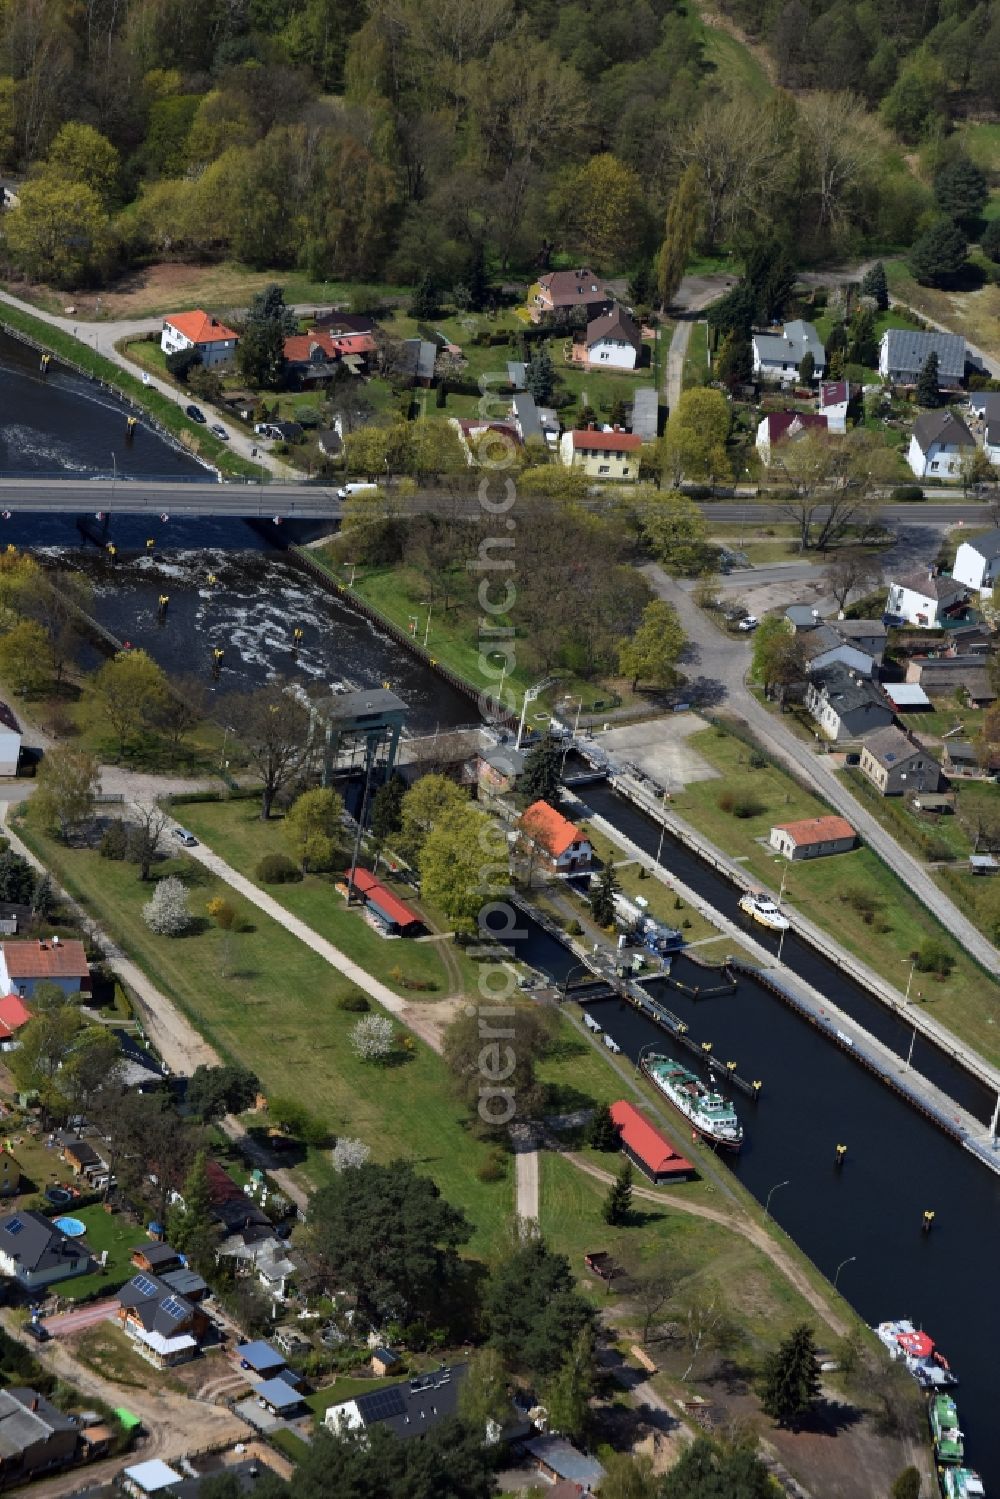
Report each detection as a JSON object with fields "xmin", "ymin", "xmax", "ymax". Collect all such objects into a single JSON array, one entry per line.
[{"xmin": 54, "ymin": 1216, "xmax": 86, "ymax": 1237}]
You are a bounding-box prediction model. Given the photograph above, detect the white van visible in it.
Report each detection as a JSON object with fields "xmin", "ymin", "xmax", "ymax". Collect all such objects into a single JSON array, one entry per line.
[{"xmin": 337, "ymin": 482, "xmax": 379, "ymax": 500}]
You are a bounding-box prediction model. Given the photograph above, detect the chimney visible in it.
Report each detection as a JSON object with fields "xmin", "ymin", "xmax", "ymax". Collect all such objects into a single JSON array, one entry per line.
[
  {"xmin": 51, "ymin": 935, "xmax": 59, "ymax": 946},
  {"xmin": 30, "ymin": 1397, "xmax": 38, "ymax": 1412}
]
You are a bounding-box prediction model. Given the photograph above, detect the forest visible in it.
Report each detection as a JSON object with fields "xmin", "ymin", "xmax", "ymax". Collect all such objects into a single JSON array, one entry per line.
[{"xmin": 0, "ymin": 0, "xmax": 946, "ymax": 291}]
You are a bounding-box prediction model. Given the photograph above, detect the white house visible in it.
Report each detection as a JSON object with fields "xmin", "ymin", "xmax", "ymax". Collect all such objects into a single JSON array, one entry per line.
[
  {"xmin": 0, "ymin": 702, "xmax": 20, "ymax": 777},
  {"xmin": 879, "ymin": 329, "xmax": 965, "ymax": 388},
  {"xmin": 517, "ymin": 801, "xmax": 593, "ymax": 874},
  {"xmin": 818, "ymin": 380, "xmax": 850, "ymax": 433},
  {"xmin": 885, "ymin": 570, "xmax": 969, "ymax": 628},
  {"xmin": 952, "ymin": 529, "xmax": 1000, "ymax": 596},
  {"xmin": 584, "ymin": 306, "xmax": 643, "ymax": 370},
  {"xmin": 907, "ymin": 410, "xmax": 975, "ymax": 480},
  {"xmin": 161, "ymin": 309, "xmax": 239, "ymax": 369},
  {"xmin": 752, "ymin": 320, "xmax": 825, "ymax": 385},
  {"xmin": 325, "ymin": 1364, "xmax": 467, "ymax": 1439},
  {"xmin": 0, "ymin": 1211, "xmax": 92, "ymax": 1290},
  {"xmin": 0, "ymin": 938, "xmax": 90, "ymax": 1000}
]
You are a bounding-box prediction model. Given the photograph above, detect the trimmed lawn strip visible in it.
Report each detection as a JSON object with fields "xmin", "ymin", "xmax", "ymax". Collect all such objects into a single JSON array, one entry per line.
[
  {"xmin": 13, "ymin": 820, "xmax": 511, "ymax": 1255},
  {"xmin": 670, "ymin": 728, "xmax": 1000, "ymax": 1060},
  {"xmin": 682, "ymin": 320, "xmax": 709, "ymax": 390}
]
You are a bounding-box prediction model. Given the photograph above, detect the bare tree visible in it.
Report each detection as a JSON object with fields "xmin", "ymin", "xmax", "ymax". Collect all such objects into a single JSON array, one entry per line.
[
  {"xmin": 230, "ymin": 683, "xmax": 313, "ymax": 820},
  {"xmin": 126, "ymin": 803, "xmax": 170, "ymax": 881},
  {"xmin": 825, "ymin": 548, "xmax": 881, "ymax": 614},
  {"xmin": 627, "ymin": 1260, "xmax": 683, "ymax": 1343},
  {"xmin": 770, "ymin": 430, "xmax": 886, "ymax": 551},
  {"xmin": 675, "ymin": 1288, "xmax": 736, "ymax": 1381}
]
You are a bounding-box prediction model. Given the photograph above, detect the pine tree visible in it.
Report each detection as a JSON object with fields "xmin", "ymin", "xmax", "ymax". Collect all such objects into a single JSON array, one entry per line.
[
  {"xmin": 466, "ymin": 246, "xmax": 489, "ymax": 312},
  {"xmin": 588, "ymin": 1102, "xmax": 620, "ymax": 1152},
  {"xmin": 759, "ymin": 1322, "xmax": 821, "ymax": 1427},
  {"xmin": 656, "ymin": 164, "xmax": 701, "ymax": 309},
  {"xmin": 715, "ymin": 331, "xmax": 753, "ymax": 390},
  {"xmin": 520, "ymin": 739, "xmax": 562, "ymax": 804},
  {"xmin": 525, "ymin": 343, "xmax": 555, "ymax": 404},
  {"xmin": 915, "ymin": 351, "xmax": 942, "ymax": 407},
  {"xmin": 590, "ymin": 863, "xmax": 619, "ymax": 926},
  {"xmin": 890, "ymin": 1467, "xmax": 922, "ymax": 1499},
  {"xmin": 409, "ymin": 271, "xmax": 439, "ymax": 320},
  {"xmin": 798, "ymin": 351, "xmax": 815, "ymax": 385},
  {"xmin": 167, "ymin": 1150, "xmax": 217, "ymax": 1273},
  {"xmin": 602, "ymin": 1161, "xmax": 633, "ymax": 1225},
  {"xmin": 861, "ymin": 260, "xmax": 889, "ymax": 310}
]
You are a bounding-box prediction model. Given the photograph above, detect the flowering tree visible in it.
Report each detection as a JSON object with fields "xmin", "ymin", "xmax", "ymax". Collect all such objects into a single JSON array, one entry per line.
[
  {"xmin": 332, "ymin": 1137, "xmax": 371, "ymax": 1172},
  {"xmin": 143, "ymin": 876, "xmax": 192, "ymax": 936},
  {"xmin": 350, "ymin": 1014, "xmax": 395, "ymax": 1062}
]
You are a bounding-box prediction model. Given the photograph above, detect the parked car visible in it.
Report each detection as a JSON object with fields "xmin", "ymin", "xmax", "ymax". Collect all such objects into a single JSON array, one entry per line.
[
  {"xmin": 337, "ymin": 482, "xmax": 379, "ymax": 500},
  {"xmin": 24, "ymin": 1321, "xmax": 50, "ymax": 1344},
  {"xmin": 185, "ymin": 404, "xmax": 206, "ymax": 423},
  {"xmin": 173, "ymin": 828, "xmax": 198, "ymax": 847},
  {"xmin": 210, "ymin": 423, "xmax": 229, "ymax": 440},
  {"xmin": 737, "ymin": 615, "xmax": 759, "ymax": 632}
]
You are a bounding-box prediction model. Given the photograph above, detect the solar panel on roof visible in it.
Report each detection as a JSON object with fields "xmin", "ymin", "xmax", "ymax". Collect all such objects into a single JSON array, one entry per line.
[
  {"xmin": 6, "ymin": 1218, "xmax": 23, "ymax": 1236},
  {"xmin": 357, "ymin": 1386, "xmax": 406, "ymax": 1422},
  {"xmin": 132, "ymin": 1273, "xmax": 158, "ymax": 1297},
  {"xmin": 160, "ymin": 1297, "xmax": 185, "ymax": 1320}
]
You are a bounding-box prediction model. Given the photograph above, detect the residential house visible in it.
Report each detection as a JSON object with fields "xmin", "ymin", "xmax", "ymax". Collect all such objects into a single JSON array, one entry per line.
[
  {"xmin": 608, "ymin": 1101, "xmax": 694, "ymax": 1183},
  {"xmin": 0, "ymin": 1151, "xmax": 18, "ymax": 1198},
  {"xmin": 751, "ymin": 320, "xmax": 826, "ymax": 384},
  {"xmin": 630, "ymin": 386, "xmax": 659, "ymax": 442},
  {"xmin": 858, "ymin": 727, "xmax": 939, "ymax": 796},
  {"xmin": 0, "ymin": 1211, "xmax": 92, "ymax": 1290},
  {"xmin": 885, "ymin": 571, "xmax": 969, "ymax": 628},
  {"xmin": 804, "ymin": 664, "xmax": 893, "ymax": 741},
  {"xmin": 831, "ymin": 619, "xmax": 887, "ymax": 663},
  {"xmin": 0, "ymin": 703, "xmax": 21, "ymax": 777},
  {"xmin": 325, "ymin": 1364, "xmax": 468, "ymax": 1439},
  {"xmin": 372, "ymin": 1347, "xmax": 402, "ymax": 1377},
  {"xmin": 523, "ymin": 1435, "xmax": 606, "ymax": 1492},
  {"xmin": 800, "ymin": 624, "xmax": 878, "ymax": 678},
  {"xmin": 818, "ymin": 380, "xmax": 851, "ymax": 433},
  {"xmin": 477, "ymin": 746, "xmax": 526, "ymax": 798},
  {"xmin": 0, "ymin": 938, "xmax": 89, "ymax": 999},
  {"xmin": 343, "ymin": 867, "xmax": 421, "ymax": 936},
  {"xmin": 400, "ymin": 339, "xmax": 437, "ymax": 387},
  {"xmin": 0, "ymin": 1388, "xmax": 78, "ymax": 1487},
  {"xmin": 879, "ymin": 329, "xmax": 965, "ymax": 388},
  {"xmin": 283, "ymin": 329, "xmax": 375, "ymax": 387},
  {"xmin": 944, "ymin": 740, "xmax": 1000, "ymax": 777},
  {"xmin": 0, "ymin": 994, "xmax": 30, "ymax": 1050},
  {"xmin": 310, "ymin": 309, "xmax": 376, "ymax": 337},
  {"xmin": 510, "ymin": 392, "xmax": 544, "ymax": 445},
  {"xmin": 160, "ymin": 311, "xmax": 238, "ymax": 370},
  {"xmin": 769, "ymin": 816, "xmax": 857, "ymax": 860},
  {"xmin": 517, "ymin": 802, "xmax": 593, "ymax": 875},
  {"xmin": 584, "ymin": 306, "xmax": 643, "ymax": 370},
  {"xmin": 117, "ymin": 1271, "xmax": 205, "ymax": 1367},
  {"xmin": 130, "ymin": 1242, "xmax": 183, "ymax": 1276},
  {"xmin": 532, "ymin": 268, "xmax": 615, "ymax": 321},
  {"xmin": 907, "ymin": 410, "xmax": 975, "ymax": 480},
  {"xmin": 952, "ymin": 529, "xmax": 1000, "ymax": 596},
  {"xmin": 559, "ymin": 427, "xmax": 642, "ymax": 482},
  {"xmin": 905, "ymin": 657, "xmax": 997, "ymax": 706},
  {"xmin": 755, "ymin": 411, "xmax": 828, "ymax": 461}
]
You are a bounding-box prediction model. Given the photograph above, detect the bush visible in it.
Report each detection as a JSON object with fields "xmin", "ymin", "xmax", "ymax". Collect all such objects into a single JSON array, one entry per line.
[
  {"xmin": 142, "ymin": 876, "xmax": 192, "ymax": 936},
  {"xmin": 841, "ymin": 887, "xmax": 883, "ymax": 925},
  {"xmin": 915, "ymin": 936, "xmax": 955, "ymax": 978},
  {"xmin": 256, "ymin": 853, "xmax": 302, "ymax": 884},
  {"xmin": 890, "ymin": 485, "xmax": 924, "ymax": 502},
  {"xmin": 337, "ymin": 991, "xmax": 370, "ymax": 1012},
  {"xmin": 476, "ymin": 1147, "xmax": 508, "ymax": 1183},
  {"xmin": 99, "ymin": 823, "xmax": 129, "ymax": 860}
]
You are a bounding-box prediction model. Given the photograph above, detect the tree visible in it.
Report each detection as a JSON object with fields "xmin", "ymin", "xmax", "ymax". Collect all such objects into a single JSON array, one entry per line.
[
  {"xmin": 915, "ymin": 935, "xmax": 955, "ymax": 978},
  {"xmin": 420, "ymin": 803, "xmax": 503, "ymax": 925},
  {"xmin": 142, "ymin": 876, "xmax": 192, "ymax": 936},
  {"xmin": 443, "ymin": 1002, "xmax": 555, "ymax": 1134},
  {"xmin": 483, "ymin": 1233, "xmax": 595, "ymax": 1376},
  {"xmin": 598, "ymin": 1452, "xmax": 658, "ymax": 1499},
  {"xmin": 618, "ymin": 600, "xmax": 686, "ymax": 691},
  {"xmin": 960, "ymin": 445, "xmax": 999, "ymax": 498},
  {"xmin": 715, "ymin": 330, "xmax": 753, "ymax": 390},
  {"xmin": 398, "ymin": 775, "xmax": 467, "ymax": 866},
  {"xmin": 798, "ymin": 350, "xmax": 815, "ymax": 385},
  {"xmin": 657, "ymin": 163, "xmax": 701, "ymax": 307},
  {"xmin": 56, "ymin": 1026, "xmax": 125, "ymax": 1120},
  {"xmin": 555, "ymin": 153, "xmax": 647, "ymax": 268},
  {"xmin": 541, "ymin": 1325, "xmax": 595, "ymax": 1440},
  {"xmin": 602, "ymin": 1160, "xmax": 633, "ymax": 1225},
  {"xmin": 186, "ymin": 1064, "xmax": 260, "ymax": 1122},
  {"xmin": 524, "ymin": 343, "xmax": 554, "ymax": 404},
  {"xmin": 934, "ymin": 156, "xmax": 988, "ymax": 229},
  {"xmin": 759, "ymin": 1322, "xmax": 822, "ymax": 1427},
  {"xmin": 306, "ymin": 1160, "xmax": 471, "ymax": 1320},
  {"xmin": 861, "ymin": 260, "xmax": 889, "ymax": 310},
  {"xmin": 237, "ymin": 284, "xmax": 295, "ymax": 390},
  {"xmin": 284, "ymin": 787, "xmax": 344, "ymax": 871},
  {"xmin": 661, "ymin": 1437, "xmax": 774, "ymax": 1499},
  {"xmin": 825, "ymin": 549, "xmax": 880, "ymax": 613},
  {"xmin": 0, "ymin": 850, "xmax": 35, "ymax": 905},
  {"xmin": 94, "ymin": 650, "xmax": 169, "ymax": 756},
  {"xmin": 590, "ymin": 862, "xmax": 619, "ymax": 926},
  {"xmin": 915, "ymin": 351, "xmax": 942, "ymax": 408},
  {"xmin": 3, "ymin": 172, "xmax": 109, "ymax": 285},
  {"xmin": 126, "ymin": 803, "xmax": 170, "ymax": 881},
  {"xmin": 771, "ymin": 429, "xmax": 881, "ymax": 551},
  {"xmin": 981, "ymin": 219, "xmax": 1000, "ymax": 263},
  {"xmin": 890, "ymin": 1468, "xmax": 922, "ymax": 1499},
  {"xmin": 45, "ymin": 122, "xmax": 120, "ymax": 205},
  {"xmin": 639, "ymin": 490, "xmax": 711, "ymax": 575},
  {"xmin": 0, "ymin": 620, "xmax": 53, "ymax": 697},
  {"xmin": 9, "ymin": 1006, "xmax": 84, "ymax": 1112},
  {"xmin": 661, "ymin": 388, "xmax": 731, "ymax": 484},
  {"xmin": 459, "ymin": 1348, "xmax": 511, "ymax": 1434},
  {"xmin": 519, "ymin": 739, "xmax": 562, "ymax": 804},
  {"xmin": 30, "ymin": 747, "xmax": 99, "ymax": 841},
  {"xmin": 588, "ymin": 1102, "xmax": 620, "ymax": 1152},
  {"xmin": 230, "ymin": 683, "xmax": 313, "ymax": 821},
  {"xmin": 909, "ymin": 220, "xmax": 968, "ymax": 287},
  {"xmin": 167, "ymin": 1150, "xmax": 218, "ymax": 1273},
  {"xmin": 331, "ymin": 1137, "xmax": 371, "ymax": 1172},
  {"xmin": 282, "ymin": 1419, "xmax": 494, "ymax": 1499},
  {"xmin": 408, "ymin": 271, "xmax": 440, "ymax": 319},
  {"xmin": 751, "ymin": 616, "xmax": 807, "ymax": 704},
  {"xmin": 370, "ymin": 776, "xmax": 406, "ymax": 848},
  {"xmin": 351, "ymin": 1014, "xmax": 395, "ymax": 1061},
  {"xmin": 165, "ymin": 347, "xmax": 203, "ymax": 383}
]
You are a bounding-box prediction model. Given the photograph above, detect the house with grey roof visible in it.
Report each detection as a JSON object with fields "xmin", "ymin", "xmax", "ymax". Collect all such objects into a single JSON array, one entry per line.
[
  {"xmin": 0, "ymin": 1388, "xmax": 78, "ymax": 1486},
  {"xmin": 885, "ymin": 570, "xmax": 969, "ymax": 628},
  {"xmin": 801, "ymin": 624, "xmax": 878, "ymax": 678},
  {"xmin": 804, "ymin": 664, "xmax": 893, "ymax": 741},
  {"xmin": 907, "ymin": 409, "xmax": 974, "ymax": 479},
  {"xmin": 953, "ymin": 527, "xmax": 1000, "ymax": 595},
  {"xmin": 400, "ymin": 339, "xmax": 437, "ymax": 387},
  {"xmin": 325, "ymin": 1363, "xmax": 467, "ymax": 1440},
  {"xmin": 117, "ymin": 1271, "xmax": 205, "ymax": 1367},
  {"xmin": 752, "ymin": 320, "xmax": 825, "ymax": 385},
  {"xmin": 0, "ymin": 1211, "xmax": 92, "ymax": 1291},
  {"xmin": 630, "ymin": 386, "xmax": 660, "ymax": 441},
  {"xmin": 879, "ymin": 329, "xmax": 965, "ymax": 388},
  {"xmin": 858, "ymin": 726, "xmax": 939, "ymax": 796},
  {"xmin": 585, "ymin": 306, "xmax": 643, "ymax": 370}
]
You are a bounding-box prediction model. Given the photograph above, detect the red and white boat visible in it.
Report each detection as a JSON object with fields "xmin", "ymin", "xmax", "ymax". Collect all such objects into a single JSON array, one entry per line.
[{"xmin": 875, "ymin": 1319, "xmax": 958, "ymax": 1389}]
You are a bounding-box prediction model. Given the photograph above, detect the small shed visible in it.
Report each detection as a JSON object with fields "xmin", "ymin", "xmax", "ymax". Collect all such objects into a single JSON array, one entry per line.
[
  {"xmin": 609, "ymin": 1101, "xmax": 694, "ymax": 1183},
  {"xmin": 970, "ymin": 855, "xmax": 999, "ymax": 875},
  {"xmin": 524, "ymin": 1435, "xmax": 606, "ymax": 1490},
  {"xmin": 255, "ymin": 1377, "xmax": 307, "ymax": 1417},
  {"xmin": 235, "ymin": 1340, "xmax": 286, "ymax": 1377},
  {"xmin": 372, "ymin": 1346, "xmax": 402, "ymax": 1377},
  {"xmin": 881, "ymin": 682, "xmax": 932, "ymax": 711},
  {"xmin": 911, "ymin": 792, "xmax": 954, "ymax": 815}
]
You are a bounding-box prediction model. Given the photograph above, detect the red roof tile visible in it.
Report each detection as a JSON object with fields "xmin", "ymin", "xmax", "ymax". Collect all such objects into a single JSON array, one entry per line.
[
  {"xmin": 762, "ymin": 411, "xmax": 828, "ymax": 444},
  {"xmin": 163, "ymin": 310, "xmax": 238, "ymax": 345},
  {"xmin": 0, "ymin": 939, "xmax": 89, "ymax": 979},
  {"xmin": 610, "ymin": 1101, "xmax": 693, "ymax": 1176},
  {"xmin": 345, "ymin": 868, "xmax": 419, "ymax": 930},
  {"xmin": 570, "ymin": 429, "xmax": 642, "ymax": 452},
  {"xmin": 518, "ymin": 801, "xmax": 586, "ymax": 858},
  {"xmin": 772, "ymin": 815, "xmax": 855, "ymax": 846},
  {"xmin": 0, "ymin": 994, "xmax": 31, "ymax": 1039}
]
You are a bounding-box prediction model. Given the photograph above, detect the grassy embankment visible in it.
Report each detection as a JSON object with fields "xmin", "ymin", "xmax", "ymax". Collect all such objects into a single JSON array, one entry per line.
[
  {"xmin": 0, "ymin": 301, "xmax": 258, "ymax": 481},
  {"xmin": 669, "ymin": 725, "xmax": 1000, "ymax": 1058},
  {"xmin": 885, "ymin": 258, "xmax": 1000, "ymax": 364}
]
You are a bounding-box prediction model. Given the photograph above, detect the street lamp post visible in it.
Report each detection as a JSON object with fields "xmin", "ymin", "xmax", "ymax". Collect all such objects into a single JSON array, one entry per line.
[
  {"xmin": 655, "ymin": 787, "xmax": 670, "ymax": 866},
  {"xmin": 774, "ymin": 858, "xmax": 791, "ymax": 963},
  {"xmin": 561, "ymin": 697, "xmax": 584, "ymax": 774},
  {"xmin": 516, "ymin": 684, "xmax": 542, "ymax": 751},
  {"xmin": 423, "ymin": 604, "xmax": 432, "ymax": 649},
  {"xmin": 763, "ymin": 1178, "xmax": 789, "ymax": 1222},
  {"xmin": 834, "ymin": 1255, "xmax": 856, "ymax": 1291},
  {"xmin": 110, "ymin": 451, "xmax": 117, "ymax": 509},
  {"xmin": 904, "ymin": 955, "xmax": 917, "ymax": 1002},
  {"xmin": 344, "ymin": 561, "xmax": 357, "ymax": 588}
]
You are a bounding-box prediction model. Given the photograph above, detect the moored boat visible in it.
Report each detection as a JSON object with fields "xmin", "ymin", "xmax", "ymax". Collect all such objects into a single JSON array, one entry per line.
[
  {"xmin": 875, "ymin": 1320, "xmax": 958, "ymax": 1389},
  {"xmin": 738, "ymin": 891, "xmax": 790, "ymax": 932},
  {"xmin": 940, "ymin": 1468, "xmax": 986, "ymax": 1498},
  {"xmin": 643, "ymin": 1053, "xmax": 743, "ymax": 1150},
  {"xmin": 929, "ymin": 1393, "xmax": 964, "ymax": 1465}
]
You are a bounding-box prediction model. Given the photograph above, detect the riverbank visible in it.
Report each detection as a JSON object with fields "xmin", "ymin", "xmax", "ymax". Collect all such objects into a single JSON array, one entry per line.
[{"xmin": 0, "ymin": 297, "xmax": 259, "ymax": 482}]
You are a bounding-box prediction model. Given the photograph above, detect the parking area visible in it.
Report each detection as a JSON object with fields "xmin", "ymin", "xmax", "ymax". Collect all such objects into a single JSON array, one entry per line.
[{"xmin": 594, "ymin": 714, "xmax": 719, "ymax": 793}]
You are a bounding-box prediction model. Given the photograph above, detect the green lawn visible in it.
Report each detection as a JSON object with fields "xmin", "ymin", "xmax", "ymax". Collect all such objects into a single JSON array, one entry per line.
[
  {"xmin": 682, "ymin": 320, "xmax": 709, "ymax": 390},
  {"xmin": 269, "ymin": 1429, "xmax": 311, "ymax": 1462},
  {"xmin": 670, "ymin": 727, "xmax": 1000, "ymax": 1058},
  {"xmin": 61, "ymin": 1204, "xmax": 144, "ymax": 1302},
  {"xmin": 13, "ymin": 818, "xmax": 512, "ymax": 1254},
  {"xmin": 305, "ymin": 1376, "xmax": 397, "ymax": 1416},
  {"xmin": 162, "ymin": 798, "xmax": 462, "ymax": 997}
]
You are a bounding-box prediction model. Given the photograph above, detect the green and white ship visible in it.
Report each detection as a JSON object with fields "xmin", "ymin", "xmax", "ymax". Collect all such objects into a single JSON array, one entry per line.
[
  {"xmin": 643, "ymin": 1054, "xmax": 743, "ymax": 1150},
  {"xmin": 930, "ymin": 1394, "xmax": 964, "ymax": 1466},
  {"xmin": 940, "ymin": 1468, "xmax": 985, "ymax": 1498}
]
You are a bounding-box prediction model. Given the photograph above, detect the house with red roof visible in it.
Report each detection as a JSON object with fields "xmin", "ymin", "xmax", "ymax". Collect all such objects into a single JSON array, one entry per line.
[
  {"xmin": 283, "ymin": 328, "xmax": 376, "ymax": 386},
  {"xmin": 755, "ymin": 410, "xmax": 828, "ymax": 461},
  {"xmin": 0, "ymin": 939, "xmax": 89, "ymax": 1000},
  {"xmin": 769, "ymin": 815, "xmax": 856, "ymax": 861},
  {"xmin": 609, "ymin": 1101, "xmax": 694, "ymax": 1183},
  {"xmin": 160, "ymin": 310, "xmax": 239, "ymax": 369},
  {"xmin": 517, "ymin": 802, "xmax": 593, "ymax": 875},
  {"xmin": 559, "ymin": 427, "xmax": 642, "ymax": 482},
  {"xmin": 0, "ymin": 994, "xmax": 31, "ymax": 1049}
]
